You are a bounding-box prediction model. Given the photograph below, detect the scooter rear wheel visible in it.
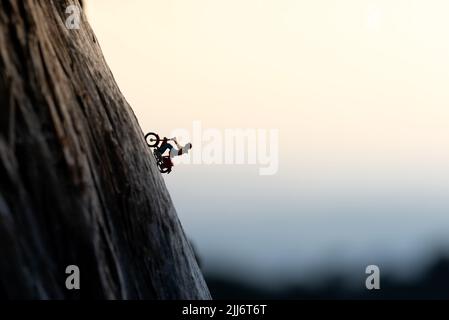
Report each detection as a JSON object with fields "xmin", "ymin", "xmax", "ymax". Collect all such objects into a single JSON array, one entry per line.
[{"xmin": 159, "ymin": 167, "xmax": 171, "ymax": 173}]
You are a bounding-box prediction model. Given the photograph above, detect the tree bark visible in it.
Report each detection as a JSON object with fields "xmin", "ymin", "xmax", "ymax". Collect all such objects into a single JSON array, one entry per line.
[{"xmin": 0, "ymin": 0, "xmax": 211, "ymax": 299}]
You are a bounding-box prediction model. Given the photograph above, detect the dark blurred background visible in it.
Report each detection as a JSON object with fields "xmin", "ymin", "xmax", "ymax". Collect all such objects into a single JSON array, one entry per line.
[{"xmin": 203, "ymin": 254, "xmax": 449, "ymax": 299}]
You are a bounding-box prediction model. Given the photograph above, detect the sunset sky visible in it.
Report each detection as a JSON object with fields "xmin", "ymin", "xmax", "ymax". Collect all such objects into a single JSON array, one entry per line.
[{"xmin": 87, "ymin": 1, "xmax": 449, "ymax": 284}]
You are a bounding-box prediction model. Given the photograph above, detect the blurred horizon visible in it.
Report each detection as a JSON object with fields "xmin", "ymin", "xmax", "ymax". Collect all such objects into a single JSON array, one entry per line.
[{"xmin": 87, "ymin": 0, "xmax": 449, "ymax": 290}]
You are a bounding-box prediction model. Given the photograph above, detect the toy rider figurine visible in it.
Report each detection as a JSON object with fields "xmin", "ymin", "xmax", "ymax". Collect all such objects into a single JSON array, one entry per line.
[{"xmin": 156, "ymin": 137, "xmax": 193, "ymax": 172}]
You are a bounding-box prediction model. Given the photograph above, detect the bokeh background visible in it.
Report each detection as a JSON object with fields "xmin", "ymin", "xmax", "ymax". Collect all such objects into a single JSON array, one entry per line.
[{"xmin": 86, "ymin": 0, "xmax": 449, "ymax": 298}]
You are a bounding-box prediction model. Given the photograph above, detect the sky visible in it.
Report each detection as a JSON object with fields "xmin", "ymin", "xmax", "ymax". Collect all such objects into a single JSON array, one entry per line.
[{"xmin": 87, "ymin": 0, "xmax": 449, "ymax": 286}]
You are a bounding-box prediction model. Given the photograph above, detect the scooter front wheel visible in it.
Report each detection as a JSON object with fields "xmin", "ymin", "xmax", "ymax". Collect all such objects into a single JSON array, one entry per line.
[{"xmin": 145, "ymin": 132, "xmax": 160, "ymax": 147}]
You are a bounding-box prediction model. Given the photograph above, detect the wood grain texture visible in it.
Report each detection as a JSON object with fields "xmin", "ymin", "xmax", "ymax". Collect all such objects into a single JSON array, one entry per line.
[{"xmin": 0, "ymin": 0, "xmax": 211, "ymax": 299}]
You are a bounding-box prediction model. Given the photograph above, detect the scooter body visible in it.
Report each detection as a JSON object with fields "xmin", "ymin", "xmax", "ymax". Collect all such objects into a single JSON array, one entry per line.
[{"xmin": 145, "ymin": 132, "xmax": 174, "ymax": 174}]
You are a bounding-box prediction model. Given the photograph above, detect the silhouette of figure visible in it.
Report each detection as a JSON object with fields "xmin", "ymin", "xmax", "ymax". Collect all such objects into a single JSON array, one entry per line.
[{"xmin": 157, "ymin": 137, "xmax": 193, "ymax": 159}]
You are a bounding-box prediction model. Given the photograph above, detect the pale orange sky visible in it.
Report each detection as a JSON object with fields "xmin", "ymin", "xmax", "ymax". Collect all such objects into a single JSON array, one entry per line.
[{"xmin": 87, "ymin": 0, "xmax": 449, "ymax": 172}]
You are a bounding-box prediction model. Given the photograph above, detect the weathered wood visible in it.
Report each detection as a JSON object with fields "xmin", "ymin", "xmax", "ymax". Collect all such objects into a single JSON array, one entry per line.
[{"xmin": 0, "ymin": 0, "xmax": 211, "ymax": 299}]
